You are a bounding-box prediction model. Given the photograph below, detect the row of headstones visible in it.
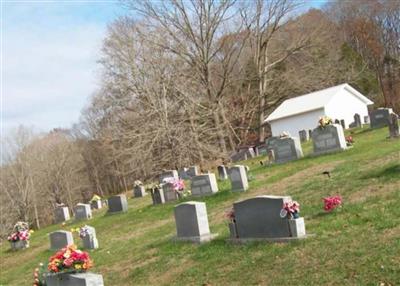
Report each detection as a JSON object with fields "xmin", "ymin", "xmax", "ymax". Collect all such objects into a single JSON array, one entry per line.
[
  {"xmin": 52, "ymin": 196, "xmax": 307, "ymax": 247},
  {"xmin": 174, "ymin": 196, "xmax": 306, "ymax": 243},
  {"xmin": 49, "ymin": 226, "xmax": 98, "ymax": 251},
  {"xmin": 265, "ymin": 123, "xmax": 347, "ymax": 164},
  {"xmin": 55, "ymin": 195, "xmax": 128, "ymax": 223},
  {"xmin": 149, "ymin": 166, "xmax": 249, "ymax": 205},
  {"xmin": 46, "ymin": 195, "xmax": 305, "ymax": 285}
]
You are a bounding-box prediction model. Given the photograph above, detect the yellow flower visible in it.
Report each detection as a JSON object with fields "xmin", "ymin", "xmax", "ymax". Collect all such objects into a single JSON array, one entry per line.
[
  {"xmin": 74, "ymin": 264, "xmax": 82, "ymax": 270},
  {"xmin": 29, "ymin": 230, "xmax": 34, "ymax": 234}
]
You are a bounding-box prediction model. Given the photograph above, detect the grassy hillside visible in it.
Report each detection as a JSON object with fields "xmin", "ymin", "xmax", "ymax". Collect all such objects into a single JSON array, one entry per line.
[{"xmin": 1, "ymin": 126, "xmax": 399, "ymax": 286}]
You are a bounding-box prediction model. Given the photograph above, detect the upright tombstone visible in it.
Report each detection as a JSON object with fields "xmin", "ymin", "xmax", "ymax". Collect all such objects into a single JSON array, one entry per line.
[
  {"xmin": 354, "ymin": 113, "xmax": 362, "ymax": 128},
  {"xmin": 334, "ymin": 119, "xmax": 340, "ymax": 124},
  {"xmin": 107, "ymin": 195, "xmax": 128, "ymax": 213},
  {"xmin": 255, "ymin": 144, "xmax": 268, "ymax": 156},
  {"xmin": 159, "ymin": 170, "xmax": 179, "ymax": 183},
  {"xmin": 311, "ymin": 124, "xmax": 347, "ymax": 155},
  {"xmin": 133, "ymin": 185, "xmax": 147, "ymax": 198},
  {"xmin": 228, "ymin": 165, "xmax": 248, "ymax": 192},
  {"xmin": 150, "ymin": 187, "xmax": 165, "ymax": 205},
  {"xmin": 74, "ymin": 204, "xmax": 92, "ymax": 220},
  {"xmin": 217, "ymin": 165, "xmax": 228, "ymax": 180},
  {"xmin": 45, "ymin": 273, "xmax": 104, "ymax": 286},
  {"xmin": 81, "ymin": 226, "xmax": 99, "ymax": 249},
  {"xmin": 229, "ymin": 196, "xmax": 306, "ymax": 241},
  {"xmin": 54, "ymin": 207, "xmax": 70, "ymax": 224},
  {"xmin": 91, "ymin": 200, "xmax": 102, "ymax": 210},
  {"xmin": 265, "ymin": 137, "xmax": 279, "ymax": 151},
  {"xmin": 231, "ymin": 147, "xmax": 255, "ymax": 162},
  {"xmin": 191, "ymin": 174, "xmax": 218, "ymax": 196},
  {"xmin": 178, "ymin": 168, "xmax": 190, "ymax": 180},
  {"xmin": 308, "ymin": 130, "xmax": 312, "ymax": 138},
  {"xmin": 340, "ymin": 120, "xmax": 346, "ymax": 130},
  {"xmin": 370, "ymin": 108, "xmax": 392, "ymax": 128},
  {"xmin": 388, "ymin": 113, "xmax": 400, "ymax": 138},
  {"xmin": 298, "ymin": 130, "xmax": 309, "ymax": 142},
  {"xmin": 49, "ymin": 231, "xmax": 74, "ymax": 250},
  {"xmin": 269, "ymin": 137, "xmax": 303, "ymax": 164},
  {"xmin": 162, "ymin": 182, "xmax": 179, "ymax": 202},
  {"xmin": 364, "ymin": 115, "xmax": 370, "ymax": 124},
  {"xmin": 186, "ymin": 166, "xmax": 199, "ymax": 177},
  {"xmin": 174, "ymin": 201, "xmax": 217, "ymax": 243}
]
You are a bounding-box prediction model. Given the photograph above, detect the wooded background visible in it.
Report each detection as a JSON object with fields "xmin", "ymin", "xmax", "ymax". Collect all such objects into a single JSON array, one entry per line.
[{"xmin": 1, "ymin": 0, "xmax": 399, "ymax": 237}]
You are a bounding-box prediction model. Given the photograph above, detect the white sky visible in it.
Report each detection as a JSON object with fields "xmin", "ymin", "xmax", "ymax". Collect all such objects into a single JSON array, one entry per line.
[{"xmin": 1, "ymin": 1, "xmax": 126, "ymax": 134}]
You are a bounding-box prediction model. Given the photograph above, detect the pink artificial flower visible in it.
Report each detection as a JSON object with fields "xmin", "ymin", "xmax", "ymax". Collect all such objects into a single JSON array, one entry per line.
[{"xmin": 323, "ymin": 196, "xmax": 342, "ymax": 212}]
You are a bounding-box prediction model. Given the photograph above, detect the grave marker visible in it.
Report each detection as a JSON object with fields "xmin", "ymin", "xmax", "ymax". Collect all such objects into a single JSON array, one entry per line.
[
  {"xmin": 311, "ymin": 124, "xmax": 347, "ymax": 155},
  {"xmin": 269, "ymin": 137, "xmax": 303, "ymax": 163},
  {"xmin": 74, "ymin": 204, "xmax": 92, "ymax": 220},
  {"xmin": 298, "ymin": 130, "xmax": 309, "ymax": 142},
  {"xmin": 49, "ymin": 231, "xmax": 74, "ymax": 250},
  {"xmin": 217, "ymin": 165, "xmax": 228, "ymax": 180},
  {"xmin": 229, "ymin": 196, "xmax": 306, "ymax": 241},
  {"xmin": 370, "ymin": 108, "xmax": 392, "ymax": 128},
  {"xmin": 81, "ymin": 226, "xmax": 99, "ymax": 250},
  {"xmin": 228, "ymin": 165, "xmax": 248, "ymax": 192},
  {"xmin": 388, "ymin": 113, "xmax": 400, "ymax": 138},
  {"xmin": 107, "ymin": 195, "xmax": 128, "ymax": 213},
  {"xmin": 133, "ymin": 185, "xmax": 147, "ymax": 198},
  {"xmin": 159, "ymin": 170, "xmax": 179, "ymax": 183},
  {"xmin": 54, "ymin": 207, "xmax": 70, "ymax": 224},
  {"xmin": 191, "ymin": 174, "xmax": 218, "ymax": 196},
  {"xmin": 174, "ymin": 201, "xmax": 217, "ymax": 243}
]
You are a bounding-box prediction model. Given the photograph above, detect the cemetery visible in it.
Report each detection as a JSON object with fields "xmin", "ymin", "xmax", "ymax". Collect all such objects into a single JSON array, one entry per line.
[{"xmin": 1, "ymin": 123, "xmax": 399, "ymax": 285}]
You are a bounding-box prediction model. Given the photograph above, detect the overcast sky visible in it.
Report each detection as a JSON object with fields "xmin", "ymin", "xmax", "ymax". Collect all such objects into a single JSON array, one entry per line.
[
  {"xmin": 1, "ymin": 0, "xmax": 326, "ymax": 136},
  {"xmin": 2, "ymin": 0, "xmax": 126, "ymax": 134}
]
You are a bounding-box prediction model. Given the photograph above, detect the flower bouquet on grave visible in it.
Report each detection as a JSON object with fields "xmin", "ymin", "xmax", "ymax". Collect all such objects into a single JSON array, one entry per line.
[
  {"xmin": 162, "ymin": 178, "xmax": 189, "ymax": 198},
  {"xmin": 33, "ymin": 262, "xmax": 47, "ymax": 286},
  {"xmin": 318, "ymin": 116, "xmax": 333, "ymax": 129},
  {"xmin": 133, "ymin": 180, "xmax": 143, "ymax": 187},
  {"xmin": 323, "ymin": 195, "xmax": 342, "ymax": 212},
  {"xmin": 47, "ymin": 244, "xmax": 93, "ymax": 274},
  {"xmin": 279, "ymin": 131, "xmax": 290, "ymax": 138},
  {"xmin": 280, "ymin": 200, "xmax": 306, "ymax": 238},
  {"xmin": 7, "ymin": 221, "xmax": 33, "ymax": 249},
  {"xmin": 89, "ymin": 194, "xmax": 101, "ymax": 203},
  {"xmin": 280, "ymin": 201, "xmax": 300, "ymax": 219},
  {"xmin": 78, "ymin": 225, "xmax": 93, "ymax": 239},
  {"xmin": 345, "ymin": 136, "xmax": 354, "ymax": 146}
]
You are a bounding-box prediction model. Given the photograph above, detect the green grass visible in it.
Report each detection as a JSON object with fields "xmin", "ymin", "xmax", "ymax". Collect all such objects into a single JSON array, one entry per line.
[{"xmin": 1, "ymin": 126, "xmax": 399, "ymax": 285}]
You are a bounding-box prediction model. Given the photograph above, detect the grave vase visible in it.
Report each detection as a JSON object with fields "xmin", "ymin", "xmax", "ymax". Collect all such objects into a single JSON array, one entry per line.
[
  {"xmin": 45, "ymin": 272, "xmax": 104, "ymax": 286},
  {"xmin": 10, "ymin": 240, "xmax": 29, "ymax": 250},
  {"xmin": 288, "ymin": 217, "xmax": 306, "ymax": 238}
]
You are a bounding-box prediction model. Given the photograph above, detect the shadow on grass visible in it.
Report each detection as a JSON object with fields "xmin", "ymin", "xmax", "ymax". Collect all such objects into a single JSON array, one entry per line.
[{"xmin": 361, "ymin": 164, "xmax": 400, "ymax": 180}]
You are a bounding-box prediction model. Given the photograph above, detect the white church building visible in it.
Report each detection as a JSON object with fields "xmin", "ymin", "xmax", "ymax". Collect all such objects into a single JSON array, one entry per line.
[{"xmin": 264, "ymin": 83, "xmax": 374, "ymax": 137}]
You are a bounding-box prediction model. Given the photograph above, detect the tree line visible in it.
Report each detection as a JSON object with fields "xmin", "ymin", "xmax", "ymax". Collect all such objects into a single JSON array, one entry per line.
[{"xmin": 1, "ymin": 0, "xmax": 398, "ymax": 237}]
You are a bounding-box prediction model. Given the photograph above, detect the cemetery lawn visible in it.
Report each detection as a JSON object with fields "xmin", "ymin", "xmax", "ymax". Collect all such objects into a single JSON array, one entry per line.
[{"xmin": 1, "ymin": 127, "xmax": 399, "ymax": 286}]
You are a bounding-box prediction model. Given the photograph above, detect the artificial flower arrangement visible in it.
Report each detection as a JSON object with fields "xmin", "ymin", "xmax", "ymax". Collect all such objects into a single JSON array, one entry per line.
[
  {"xmin": 33, "ymin": 244, "xmax": 93, "ymax": 285},
  {"xmin": 345, "ymin": 136, "xmax": 354, "ymax": 146},
  {"xmin": 280, "ymin": 200, "xmax": 300, "ymax": 219},
  {"xmin": 279, "ymin": 131, "xmax": 290, "ymax": 138},
  {"xmin": 323, "ymin": 196, "xmax": 342, "ymax": 212},
  {"xmin": 47, "ymin": 244, "xmax": 93, "ymax": 274},
  {"xmin": 162, "ymin": 178, "xmax": 191, "ymax": 198},
  {"xmin": 134, "ymin": 180, "xmax": 143, "ymax": 187},
  {"xmin": 78, "ymin": 225, "xmax": 93, "ymax": 239},
  {"xmin": 318, "ymin": 116, "xmax": 333, "ymax": 129},
  {"xmin": 89, "ymin": 194, "xmax": 101, "ymax": 202},
  {"xmin": 33, "ymin": 263, "xmax": 47, "ymax": 286},
  {"xmin": 7, "ymin": 221, "xmax": 33, "ymax": 248}
]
